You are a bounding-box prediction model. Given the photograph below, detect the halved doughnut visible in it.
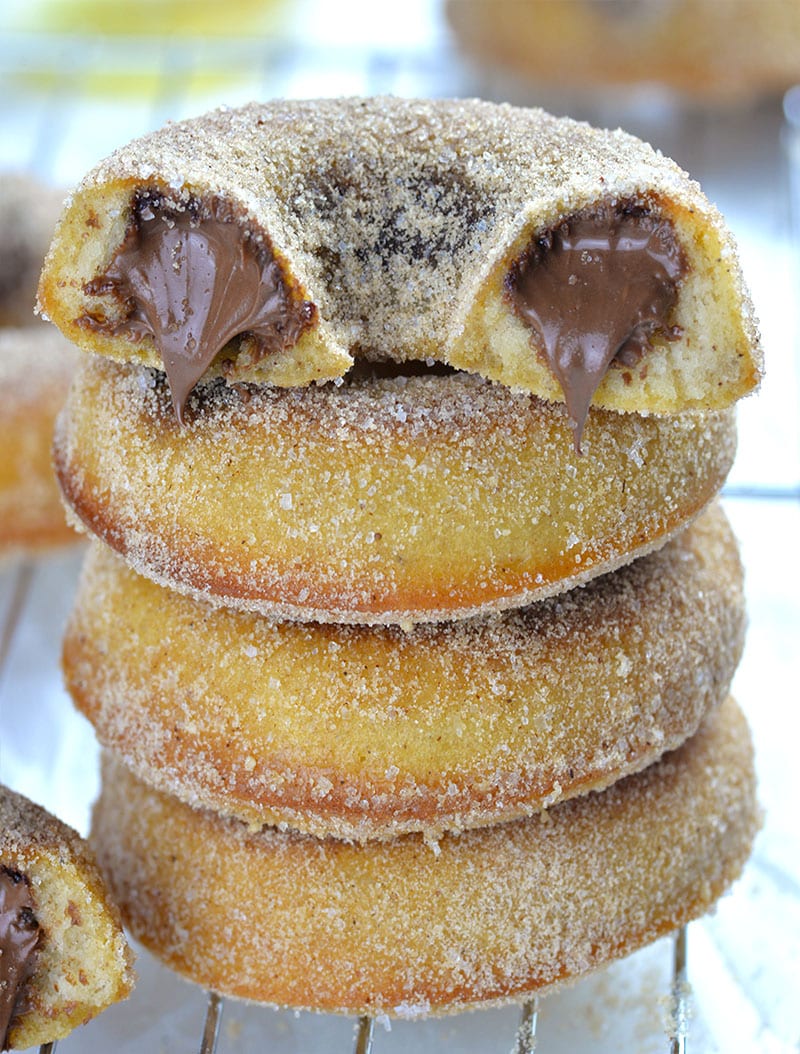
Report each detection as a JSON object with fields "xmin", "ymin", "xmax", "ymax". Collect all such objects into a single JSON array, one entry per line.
[
  {"xmin": 90, "ymin": 698, "xmax": 758, "ymax": 1017},
  {"xmin": 64, "ymin": 504, "xmax": 745, "ymax": 841},
  {"xmin": 0, "ymin": 784, "xmax": 134, "ymax": 1050},
  {"xmin": 38, "ymin": 98, "xmax": 760, "ymax": 434},
  {"xmin": 55, "ymin": 358, "xmax": 737, "ymax": 624}
]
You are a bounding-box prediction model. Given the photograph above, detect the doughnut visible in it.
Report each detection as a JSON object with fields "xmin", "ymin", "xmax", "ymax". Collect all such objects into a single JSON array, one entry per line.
[
  {"xmin": 90, "ymin": 697, "xmax": 759, "ymax": 1017},
  {"xmin": 54, "ymin": 356, "xmax": 737, "ymax": 624},
  {"xmin": 0, "ymin": 783, "xmax": 134, "ymax": 1050},
  {"xmin": 447, "ymin": 0, "xmax": 800, "ymax": 104},
  {"xmin": 37, "ymin": 97, "xmax": 760, "ymax": 444},
  {"xmin": 64, "ymin": 504, "xmax": 745, "ymax": 841},
  {"xmin": 0, "ymin": 327, "xmax": 79, "ymax": 558},
  {"xmin": 0, "ymin": 173, "xmax": 63, "ymax": 328}
]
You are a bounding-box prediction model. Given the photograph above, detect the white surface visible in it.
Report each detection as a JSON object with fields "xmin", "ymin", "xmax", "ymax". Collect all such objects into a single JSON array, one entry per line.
[{"xmin": 1, "ymin": 5, "xmax": 799, "ymax": 1051}]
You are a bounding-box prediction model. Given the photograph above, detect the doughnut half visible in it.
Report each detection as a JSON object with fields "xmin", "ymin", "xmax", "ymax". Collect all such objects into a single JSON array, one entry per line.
[
  {"xmin": 90, "ymin": 698, "xmax": 759, "ymax": 1017},
  {"xmin": 38, "ymin": 97, "xmax": 761, "ymax": 422},
  {"xmin": 0, "ymin": 328, "xmax": 78, "ymax": 557},
  {"xmin": 64, "ymin": 505, "xmax": 745, "ymax": 841},
  {"xmin": 0, "ymin": 784, "xmax": 134, "ymax": 1049},
  {"xmin": 54, "ymin": 358, "xmax": 737, "ymax": 624}
]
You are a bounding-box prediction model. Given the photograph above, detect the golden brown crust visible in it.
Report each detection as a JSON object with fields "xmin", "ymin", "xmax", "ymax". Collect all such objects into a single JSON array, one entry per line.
[
  {"xmin": 0, "ymin": 328, "xmax": 80, "ymax": 558},
  {"xmin": 0, "ymin": 784, "xmax": 135, "ymax": 1049},
  {"xmin": 90, "ymin": 698, "xmax": 759, "ymax": 1017},
  {"xmin": 64, "ymin": 505, "xmax": 745, "ymax": 840},
  {"xmin": 37, "ymin": 97, "xmax": 761, "ymax": 416},
  {"xmin": 447, "ymin": 0, "xmax": 800, "ymax": 103},
  {"xmin": 54, "ymin": 358, "xmax": 737, "ymax": 624}
]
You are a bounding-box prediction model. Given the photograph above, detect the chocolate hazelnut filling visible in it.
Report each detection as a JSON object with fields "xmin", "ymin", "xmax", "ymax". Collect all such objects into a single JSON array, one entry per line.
[
  {"xmin": 506, "ymin": 201, "xmax": 687, "ymax": 450},
  {"xmin": 80, "ymin": 192, "xmax": 316, "ymax": 422},
  {"xmin": 0, "ymin": 867, "xmax": 41, "ymax": 1049}
]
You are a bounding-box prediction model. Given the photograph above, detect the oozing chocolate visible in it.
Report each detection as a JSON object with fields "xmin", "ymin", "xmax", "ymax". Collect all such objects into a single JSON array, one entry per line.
[
  {"xmin": 81, "ymin": 192, "xmax": 316, "ymax": 422},
  {"xmin": 0, "ymin": 867, "xmax": 41, "ymax": 1049},
  {"xmin": 506, "ymin": 201, "xmax": 687, "ymax": 449}
]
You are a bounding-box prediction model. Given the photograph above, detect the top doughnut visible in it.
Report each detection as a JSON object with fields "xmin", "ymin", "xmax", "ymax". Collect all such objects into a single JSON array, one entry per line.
[{"xmin": 37, "ymin": 97, "xmax": 761, "ymax": 441}]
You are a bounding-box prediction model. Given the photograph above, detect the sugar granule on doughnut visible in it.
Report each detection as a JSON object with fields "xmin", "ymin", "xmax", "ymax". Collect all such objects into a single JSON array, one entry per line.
[
  {"xmin": 0, "ymin": 784, "xmax": 134, "ymax": 1050},
  {"xmin": 54, "ymin": 357, "xmax": 737, "ymax": 624},
  {"xmin": 64, "ymin": 504, "xmax": 745, "ymax": 841},
  {"xmin": 37, "ymin": 97, "xmax": 761, "ymax": 444},
  {"xmin": 447, "ymin": 0, "xmax": 800, "ymax": 104},
  {"xmin": 90, "ymin": 698, "xmax": 758, "ymax": 1017},
  {"xmin": 0, "ymin": 327, "xmax": 79, "ymax": 558}
]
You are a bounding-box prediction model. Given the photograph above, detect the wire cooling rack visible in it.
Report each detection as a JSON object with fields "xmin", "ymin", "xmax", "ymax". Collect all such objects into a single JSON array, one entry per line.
[
  {"xmin": 189, "ymin": 928, "xmax": 687, "ymax": 1054},
  {"xmin": 1, "ymin": 5, "xmax": 799, "ymax": 1051},
  {"xmin": 193, "ymin": 931, "xmax": 677, "ymax": 1054},
  {"xmin": 20, "ymin": 956, "xmax": 688, "ymax": 1054}
]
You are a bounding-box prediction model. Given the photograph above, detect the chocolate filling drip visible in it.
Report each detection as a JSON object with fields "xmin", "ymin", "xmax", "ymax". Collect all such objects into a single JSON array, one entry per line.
[
  {"xmin": 506, "ymin": 200, "xmax": 687, "ymax": 450},
  {"xmin": 0, "ymin": 867, "xmax": 41, "ymax": 1049},
  {"xmin": 81, "ymin": 191, "xmax": 316, "ymax": 422}
]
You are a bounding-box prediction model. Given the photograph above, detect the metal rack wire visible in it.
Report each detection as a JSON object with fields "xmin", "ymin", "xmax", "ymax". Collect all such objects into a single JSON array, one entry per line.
[{"xmin": 29, "ymin": 931, "xmax": 688, "ymax": 1054}]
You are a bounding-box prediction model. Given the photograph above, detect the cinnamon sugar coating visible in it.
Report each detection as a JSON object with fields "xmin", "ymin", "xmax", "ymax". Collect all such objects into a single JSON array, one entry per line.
[
  {"xmin": 65, "ymin": 505, "xmax": 745, "ymax": 841},
  {"xmin": 0, "ymin": 785, "xmax": 134, "ymax": 1049},
  {"xmin": 54, "ymin": 358, "xmax": 737, "ymax": 624},
  {"xmin": 90, "ymin": 699, "xmax": 758, "ymax": 1017},
  {"xmin": 38, "ymin": 97, "xmax": 761, "ymax": 416}
]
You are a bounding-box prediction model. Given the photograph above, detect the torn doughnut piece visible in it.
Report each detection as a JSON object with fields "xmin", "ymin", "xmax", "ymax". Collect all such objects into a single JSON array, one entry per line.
[
  {"xmin": 37, "ymin": 97, "xmax": 761, "ymax": 437},
  {"xmin": 0, "ymin": 784, "xmax": 134, "ymax": 1050}
]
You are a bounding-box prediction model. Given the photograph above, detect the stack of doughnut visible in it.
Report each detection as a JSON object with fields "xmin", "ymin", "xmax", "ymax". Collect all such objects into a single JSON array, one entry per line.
[
  {"xmin": 0, "ymin": 174, "xmax": 79, "ymax": 559},
  {"xmin": 38, "ymin": 97, "xmax": 761, "ymax": 1018}
]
